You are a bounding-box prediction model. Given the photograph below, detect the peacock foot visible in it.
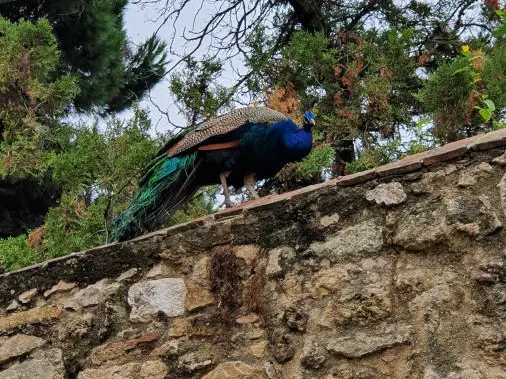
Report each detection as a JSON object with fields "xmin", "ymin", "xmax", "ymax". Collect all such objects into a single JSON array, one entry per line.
[{"xmin": 244, "ymin": 173, "xmax": 259, "ymax": 200}]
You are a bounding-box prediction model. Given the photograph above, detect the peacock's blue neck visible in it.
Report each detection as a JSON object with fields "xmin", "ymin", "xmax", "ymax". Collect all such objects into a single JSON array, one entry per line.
[
  {"xmin": 281, "ymin": 126, "xmax": 313, "ymax": 161},
  {"xmin": 236, "ymin": 119, "xmax": 313, "ymax": 178}
]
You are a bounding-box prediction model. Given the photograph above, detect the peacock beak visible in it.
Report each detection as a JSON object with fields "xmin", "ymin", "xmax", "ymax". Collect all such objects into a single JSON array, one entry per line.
[{"xmin": 304, "ymin": 117, "xmax": 315, "ymax": 128}]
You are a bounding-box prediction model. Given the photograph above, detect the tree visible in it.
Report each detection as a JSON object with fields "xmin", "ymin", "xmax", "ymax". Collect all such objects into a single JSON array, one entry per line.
[
  {"xmin": 169, "ymin": 57, "xmax": 234, "ymax": 128},
  {"xmin": 0, "ymin": 16, "xmax": 79, "ymax": 237},
  {"xmin": 4, "ymin": 0, "xmax": 506, "ymax": 272},
  {"xmin": 418, "ymin": 28, "xmax": 506, "ymax": 142},
  {"xmin": 132, "ymin": 0, "xmax": 502, "ymax": 174},
  {"xmin": 0, "ymin": 107, "xmax": 161, "ymax": 270},
  {"xmin": 0, "ymin": 0, "xmax": 168, "ymax": 112},
  {"xmin": 0, "ymin": 17, "xmax": 79, "ymax": 176},
  {"xmin": 0, "ymin": 18, "xmax": 219, "ymax": 269}
]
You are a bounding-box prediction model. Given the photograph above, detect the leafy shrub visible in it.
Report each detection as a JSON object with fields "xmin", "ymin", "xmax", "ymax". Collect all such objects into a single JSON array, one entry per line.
[
  {"xmin": 0, "ymin": 236, "xmax": 38, "ymax": 271},
  {"xmin": 277, "ymin": 144, "xmax": 335, "ymax": 187}
]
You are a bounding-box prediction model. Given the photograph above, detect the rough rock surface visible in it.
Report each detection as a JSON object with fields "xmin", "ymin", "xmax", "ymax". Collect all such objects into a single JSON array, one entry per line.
[
  {"xmin": 0, "ymin": 334, "xmax": 46, "ymax": 364},
  {"xmin": 326, "ymin": 325, "xmax": 412, "ymax": 358},
  {"xmin": 128, "ymin": 278, "xmax": 187, "ymax": 321},
  {"xmin": 1, "ymin": 141, "xmax": 506, "ymax": 379},
  {"xmin": 18, "ymin": 288, "xmax": 37, "ymax": 304},
  {"xmin": 64, "ymin": 279, "xmax": 120, "ymax": 311},
  {"xmin": 0, "ymin": 359, "xmax": 61, "ymax": 379},
  {"xmin": 300, "ymin": 338, "xmax": 327, "ymax": 369},
  {"xmin": 365, "ymin": 182, "xmax": 407, "ymax": 206},
  {"xmin": 310, "ymin": 220, "xmax": 384, "ymax": 258},
  {"xmin": 500, "ymin": 173, "xmax": 506, "ymax": 217},
  {"xmin": 43, "ymin": 281, "xmax": 76, "ymax": 298},
  {"xmin": 202, "ymin": 361, "xmax": 268, "ymax": 379},
  {"xmin": 0, "ymin": 348, "xmax": 65, "ymax": 379},
  {"xmin": 77, "ymin": 363, "xmax": 141, "ymax": 379}
]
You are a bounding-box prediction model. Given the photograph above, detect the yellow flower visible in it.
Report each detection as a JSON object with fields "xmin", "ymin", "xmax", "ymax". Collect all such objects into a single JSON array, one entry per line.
[{"xmin": 461, "ymin": 45, "xmax": 470, "ymax": 53}]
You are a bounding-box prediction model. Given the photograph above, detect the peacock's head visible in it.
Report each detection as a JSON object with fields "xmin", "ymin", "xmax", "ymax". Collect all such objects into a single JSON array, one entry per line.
[{"xmin": 303, "ymin": 111, "xmax": 315, "ymax": 130}]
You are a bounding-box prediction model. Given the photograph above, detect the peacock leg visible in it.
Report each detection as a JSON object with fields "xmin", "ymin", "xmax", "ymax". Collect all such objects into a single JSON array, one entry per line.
[
  {"xmin": 244, "ymin": 173, "xmax": 259, "ymax": 200},
  {"xmin": 219, "ymin": 171, "xmax": 233, "ymax": 208}
]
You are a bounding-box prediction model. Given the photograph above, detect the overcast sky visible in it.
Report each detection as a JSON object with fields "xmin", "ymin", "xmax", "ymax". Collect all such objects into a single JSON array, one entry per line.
[
  {"xmin": 123, "ymin": 2, "xmax": 245, "ymax": 134},
  {"xmin": 123, "ymin": 2, "xmax": 179, "ymax": 133}
]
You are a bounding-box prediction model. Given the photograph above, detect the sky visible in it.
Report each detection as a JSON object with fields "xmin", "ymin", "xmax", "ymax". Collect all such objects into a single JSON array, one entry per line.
[
  {"xmin": 123, "ymin": 2, "xmax": 180, "ymax": 133},
  {"xmin": 123, "ymin": 1, "xmax": 246, "ymax": 135}
]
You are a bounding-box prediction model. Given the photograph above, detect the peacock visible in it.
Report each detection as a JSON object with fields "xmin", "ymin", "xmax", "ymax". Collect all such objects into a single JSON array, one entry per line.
[{"xmin": 109, "ymin": 106, "xmax": 315, "ymax": 242}]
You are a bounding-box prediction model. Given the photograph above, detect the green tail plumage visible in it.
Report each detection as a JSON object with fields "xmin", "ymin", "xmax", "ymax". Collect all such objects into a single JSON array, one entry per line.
[{"xmin": 109, "ymin": 152, "xmax": 199, "ymax": 242}]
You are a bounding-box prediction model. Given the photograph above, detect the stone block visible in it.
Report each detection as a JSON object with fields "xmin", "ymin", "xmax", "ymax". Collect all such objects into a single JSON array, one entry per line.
[
  {"xmin": 0, "ymin": 306, "xmax": 61, "ymax": 332},
  {"xmin": 202, "ymin": 361, "xmax": 268, "ymax": 379},
  {"xmin": 0, "ymin": 348, "xmax": 65, "ymax": 379},
  {"xmin": 337, "ymin": 169, "xmax": 376, "ymax": 186},
  {"xmin": 310, "ymin": 220, "xmax": 383, "ymax": 259},
  {"xmin": 43, "ymin": 281, "xmax": 76, "ymax": 298},
  {"xmin": 320, "ymin": 213, "xmax": 340, "ymax": 227},
  {"xmin": 234, "ymin": 245, "xmax": 260, "ymax": 265},
  {"xmin": 140, "ymin": 360, "xmax": 168, "ymax": 379},
  {"xmin": 266, "ymin": 246, "xmax": 295, "ymax": 278},
  {"xmin": 128, "ymin": 278, "xmax": 187, "ymax": 322},
  {"xmin": 365, "ymin": 182, "xmax": 407, "ymax": 206},
  {"xmin": 63, "ymin": 279, "xmax": 120, "ymax": 311},
  {"xmin": 327, "ymin": 325, "xmax": 412, "ymax": 358},
  {"xmin": 500, "ymin": 173, "xmax": 506, "ymax": 218},
  {"xmin": 18, "ymin": 288, "xmax": 38, "ymax": 304},
  {"xmin": 0, "ymin": 334, "xmax": 46, "ymax": 364},
  {"xmin": 468, "ymin": 129, "xmax": 506, "ymax": 151},
  {"xmin": 185, "ymin": 282, "xmax": 214, "ymax": 311},
  {"xmin": 300, "ymin": 338, "xmax": 327, "ymax": 369},
  {"xmin": 77, "ymin": 363, "xmax": 141, "ymax": 379},
  {"xmin": 248, "ymin": 340, "xmax": 268, "ymax": 358}
]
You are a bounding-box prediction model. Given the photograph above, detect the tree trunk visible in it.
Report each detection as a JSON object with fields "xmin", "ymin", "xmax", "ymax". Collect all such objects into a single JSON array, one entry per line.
[{"xmin": 332, "ymin": 139, "xmax": 355, "ymax": 176}]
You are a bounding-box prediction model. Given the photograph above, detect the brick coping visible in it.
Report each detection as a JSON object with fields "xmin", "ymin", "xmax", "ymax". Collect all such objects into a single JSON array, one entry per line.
[{"xmin": 1, "ymin": 128, "xmax": 505, "ymax": 279}]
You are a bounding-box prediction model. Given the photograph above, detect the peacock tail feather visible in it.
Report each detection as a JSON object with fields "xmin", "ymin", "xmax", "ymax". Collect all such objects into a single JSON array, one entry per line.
[{"xmin": 109, "ymin": 151, "xmax": 199, "ymax": 242}]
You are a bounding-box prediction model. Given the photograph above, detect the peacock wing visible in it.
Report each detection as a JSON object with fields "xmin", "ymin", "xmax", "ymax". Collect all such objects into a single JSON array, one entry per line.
[{"xmin": 162, "ymin": 106, "xmax": 288, "ymax": 157}]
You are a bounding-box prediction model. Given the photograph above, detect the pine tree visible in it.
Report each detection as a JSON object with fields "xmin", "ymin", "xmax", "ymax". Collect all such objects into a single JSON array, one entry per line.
[
  {"xmin": 0, "ymin": 0, "xmax": 168, "ymax": 112},
  {"xmin": 0, "ymin": 16, "xmax": 78, "ymax": 237}
]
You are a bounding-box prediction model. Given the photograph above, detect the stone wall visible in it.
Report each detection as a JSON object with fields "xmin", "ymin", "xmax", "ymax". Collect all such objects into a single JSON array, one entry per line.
[{"xmin": 2, "ymin": 130, "xmax": 506, "ymax": 378}]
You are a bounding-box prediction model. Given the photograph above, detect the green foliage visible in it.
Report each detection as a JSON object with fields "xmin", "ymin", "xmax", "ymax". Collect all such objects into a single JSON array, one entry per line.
[
  {"xmin": 346, "ymin": 141, "xmax": 401, "ymax": 174},
  {"xmin": 494, "ymin": 9, "xmax": 506, "ymax": 37},
  {"xmin": 0, "ymin": 235, "xmax": 38, "ymax": 271},
  {"xmin": 0, "ymin": 108, "xmax": 162, "ymax": 269},
  {"xmin": 61, "ymin": 0, "xmax": 128, "ymax": 111},
  {"xmin": 244, "ymin": 25, "xmax": 276, "ymax": 94},
  {"xmin": 418, "ymin": 32, "xmax": 506, "ymax": 142},
  {"xmin": 249, "ymin": 27, "xmax": 421, "ymax": 162},
  {"xmin": 406, "ymin": 118, "xmax": 435, "ymax": 155},
  {"xmin": 169, "ymin": 187, "xmax": 218, "ymax": 225},
  {"xmin": 280, "ymin": 31, "xmax": 337, "ymax": 92},
  {"xmin": 0, "ymin": 17, "xmax": 212, "ymax": 271},
  {"xmin": 294, "ymin": 144, "xmax": 335, "ymax": 181},
  {"xmin": 482, "ymin": 43, "xmax": 506, "ymax": 111},
  {"xmin": 6, "ymin": 1, "xmax": 506, "ymax": 271},
  {"xmin": 277, "ymin": 144, "xmax": 335, "ymax": 187},
  {"xmin": 0, "ymin": 16, "xmax": 79, "ymax": 179},
  {"xmin": 50, "ymin": 108, "xmax": 158, "ymax": 196},
  {"xmin": 0, "ymin": 0, "xmax": 168, "ymax": 112},
  {"xmin": 346, "ymin": 117, "xmax": 435, "ymax": 174},
  {"xmin": 106, "ymin": 36, "xmax": 168, "ymax": 112},
  {"xmin": 416, "ymin": 55, "xmax": 475, "ymax": 142},
  {"xmin": 475, "ymin": 97, "xmax": 496, "ymax": 123},
  {"xmin": 41, "ymin": 197, "xmax": 107, "ymax": 259},
  {"xmin": 170, "ymin": 57, "xmax": 233, "ymax": 127}
]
